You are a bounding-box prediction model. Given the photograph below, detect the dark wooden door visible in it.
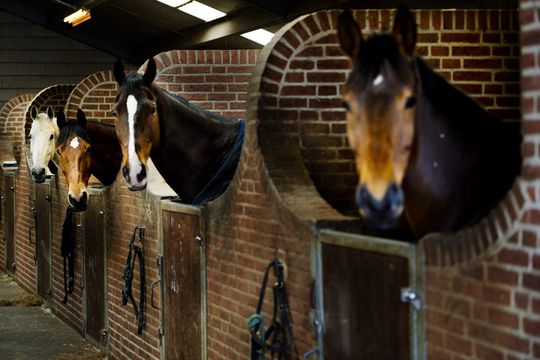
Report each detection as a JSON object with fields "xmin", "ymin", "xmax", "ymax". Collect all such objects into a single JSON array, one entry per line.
[
  {"xmin": 3, "ymin": 176, "xmax": 15, "ymax": 274},
  {"xmin": 162, "ymin": 208, "xmax": 202, "ymax": 360},
  {"xmin": 83, "ymin": 191, "xmax": 107, "ymax": 347},
  {"xmin": 322, "ymin": 242, "xmax": 411, "ymax": 360},
  {"xmin": 35, "ymin": 183, "xmax": 52, "ymax": 299}
]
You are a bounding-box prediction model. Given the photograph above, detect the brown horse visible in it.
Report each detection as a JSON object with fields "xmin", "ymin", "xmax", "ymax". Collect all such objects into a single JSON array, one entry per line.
[
  {"xmin": 56, "ymin": 109, "xmax": 122, "ymax": 211},
  {"xmin": 337, "ymin": 8, "xmax": 521, "ymax": 238},
  {"xmin": 112, "ymin": 58, "xmax": 245, "ymax": 204}
]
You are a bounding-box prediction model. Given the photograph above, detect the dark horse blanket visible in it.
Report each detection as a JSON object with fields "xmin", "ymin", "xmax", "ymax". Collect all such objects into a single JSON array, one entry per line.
[{"xmin": 192, "ymin": 119, "xmax": 246, "ymax": 205}]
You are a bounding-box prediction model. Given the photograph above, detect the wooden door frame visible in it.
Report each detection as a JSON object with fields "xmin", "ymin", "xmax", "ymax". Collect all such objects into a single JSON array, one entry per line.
[
  {"xmin": 158, "ymin": 200, "xmax": 207, "ymax": 360},
  {"xmin": 313, "ymin": 229, "xmax": 425, "ymax": 360},
  {"xmin": 3, "ymin": 175, "xmax": 16, "ymax": 275},
  {"xmin": 34, "ymin": 180, "xmax": 53, "ymax": 301},
  {"xmin": 82, "ymin": 186, "xmax": 108, "ymax": 351}
]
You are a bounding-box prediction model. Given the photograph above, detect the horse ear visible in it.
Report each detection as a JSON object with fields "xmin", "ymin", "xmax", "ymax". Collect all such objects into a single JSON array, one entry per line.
[
  {"xmin": 338, "ymin": 10, "xmax": 363, "ymax": 59},
  {"xmin": 392, "ymin": 6, "xmax": 417, "ymax": 57},
  {"xmin": 77, "ymin": 108, "xmax": 87, "ymax": 129},
  {"xmin": 30, "ymin": 106, "xmax": 38, "ymax": 121},
  {"xmin": 114, "ymin": 58, "xmax": 125, "ymax": 85},
  {"xmin": 46, "ymin": 106, "xmax": 54, "ymax": 120},
  {"xmin": 143, "ymin": 57, "xmax": 157, "ymax": 86},
  {"xmin": 56, "ymin": 111, "xmax": 66, "ymax": 129}
]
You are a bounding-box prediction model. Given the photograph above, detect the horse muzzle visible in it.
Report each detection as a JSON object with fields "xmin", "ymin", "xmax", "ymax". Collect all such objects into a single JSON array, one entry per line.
[
  {"xmin": 31, "ymin": 167, "xmax": 47, "ymax": 183},
  {"xmin": 68, "ymin": 191, "xmax": 88, "ymax": 212},
  {"xmin": 122, "ymin": 164, "xmax": 147, "ymax": 191},
  {"xmin": 356, "ymin": 183, "xmax": 404, "ymax": 229}
]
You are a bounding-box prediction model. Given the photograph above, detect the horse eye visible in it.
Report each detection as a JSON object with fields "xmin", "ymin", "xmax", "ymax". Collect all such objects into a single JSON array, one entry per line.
[
  {"xmin": 49, "ymin": 134, "xmax": 54, "ymax": 140},
  {"xmin": 405, "ymin": 96, "xmax": 417, "ymax": 109},
  {"xmin": 341, "ymin": 100, "xmax": 351, "ymax": 112}
]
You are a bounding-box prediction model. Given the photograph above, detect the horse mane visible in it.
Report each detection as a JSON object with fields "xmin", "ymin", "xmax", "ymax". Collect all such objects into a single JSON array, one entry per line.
[
  {"xmin": 164, "ymin": 90, "xmax": 241, "ymax": 124},
  {"xmin": 57, "ymin": 122, "xmax": 91, "ymax": 147},
  {"xmin": 416, "ymin": 57, "xmax": 498, "ymax": 130},
  {"xmin": 120, "ymin": 71, "xmax": 241, "ymax": 126}
]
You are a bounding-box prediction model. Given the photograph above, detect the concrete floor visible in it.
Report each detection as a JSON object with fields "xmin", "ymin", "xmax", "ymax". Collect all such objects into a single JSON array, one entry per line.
[{"xmin": 0, "ymin": 272, "xmax": 104, "ymax": 360}]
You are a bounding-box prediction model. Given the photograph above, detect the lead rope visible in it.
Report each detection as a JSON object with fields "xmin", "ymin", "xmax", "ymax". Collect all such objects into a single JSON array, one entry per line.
[{"xmin": 121, "ymin": 226, "xmax": 146, "ymax": 335}]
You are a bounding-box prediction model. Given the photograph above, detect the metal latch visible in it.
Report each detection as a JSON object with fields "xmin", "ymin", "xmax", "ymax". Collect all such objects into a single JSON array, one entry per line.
[
  {"xmin": 100, "ymin": 328, "xmax": 109, "ymax": 343},
  {"xmin": 195, "ymin": 234, "xmax": 204, "ymax": 247},
  {"xmin": 400, "ymin": 287, "xmax": 422, "ymax": 311}
]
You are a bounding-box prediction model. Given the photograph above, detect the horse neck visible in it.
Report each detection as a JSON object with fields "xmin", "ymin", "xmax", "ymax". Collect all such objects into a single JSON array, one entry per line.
[
  {"xmin": 404, "ymin": 57, "xmax": 521, "ymax": 235},
  {"xmin": 150, "ymin": 84, "xmax": 241, "ymax": 202},
  {"xmin": 86, "ymin": 122, "xmax": 122, "ymax": 186}
]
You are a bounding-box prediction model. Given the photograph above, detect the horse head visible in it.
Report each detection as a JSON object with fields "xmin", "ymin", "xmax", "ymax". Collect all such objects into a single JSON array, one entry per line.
[
  {"xmin": 56, "ymin": 109, "xmax": 92, "ymax": 211},
  {"xmin": 338, "ymin": 8, "xmax": 419, "ymax": 229},
  {"xmin": 29, "ymin": 105, "xmax": 58, "ymax": 183},
  {"xmin": 112, "ymin": 58, "xmax": 160, "ymax": 191}
]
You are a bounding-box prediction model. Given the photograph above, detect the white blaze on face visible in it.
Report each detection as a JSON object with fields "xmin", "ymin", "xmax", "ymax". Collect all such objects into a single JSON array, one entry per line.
[
  {"xmin": 373, "ymin": 74, "xmax": 384, "ymax": 87},
  {"xmin": 126, "ymin": 95, "xmax": 143, "ymax": 183},
  {"xmin": 69, "ymin": 137, "xmax": 80, "ymax": 149}
]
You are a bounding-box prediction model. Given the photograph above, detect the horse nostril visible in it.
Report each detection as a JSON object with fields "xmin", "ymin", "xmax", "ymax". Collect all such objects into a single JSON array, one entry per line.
[
  {"xmin": 80, "ymin": 192, "xmax": 88, "ymax": 204},
  {"xmin": 38, "ymin": 168, "xmax": 45, "ymax": 175},
  {"xmin": 385, "ymin": 183, "xmax": 404, "ymax": 211},
  {"xmin": 136, "ymin": 164, "xmax": 146, "ymax": 183},
  {"xmin": 122, "ymin": 166, "xmax": 129, "ymax": 179}
]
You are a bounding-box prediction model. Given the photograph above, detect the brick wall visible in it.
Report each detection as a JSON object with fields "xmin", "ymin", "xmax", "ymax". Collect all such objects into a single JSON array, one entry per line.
[
  {"xmin": 417, "ymin": 2, "xmax": 539, "ymax": 359},
  {"xmin": 65, "ymin": 71, "xmax": 117, "ymax": 124},
  {"xmin": 0, "ymin": 11, "xmax": 116, "ymax": 109},
  {"xmin": 0, "ymin": 93, "xmax": 34, "ymax": 295},
  {"xmin": 151, "ymin": 49, "xmax": 259, "ymax": 119}
]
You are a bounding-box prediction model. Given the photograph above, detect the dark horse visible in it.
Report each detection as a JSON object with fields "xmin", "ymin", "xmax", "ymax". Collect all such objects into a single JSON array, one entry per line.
[
  {"xmin": 56, "ymin": 109, "xmax": 122, "ymax": 211},
  {"xmin": 337, "ymin": 8, "xmax": 521, "ymax": 238},
  {"xmin": 112, "ymin": 58, "xmax": 245, "ymax": 205}
]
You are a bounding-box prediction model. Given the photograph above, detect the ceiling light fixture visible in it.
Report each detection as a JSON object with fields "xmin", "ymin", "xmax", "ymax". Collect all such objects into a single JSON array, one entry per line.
[
  {"xmin": 63, "ymin": 9, "xmax": 91, "ymax": 27},
  {"xmin": 156, "ymin": 0, "xmax": 226, "ymax": 22},
  {"xmin": 241, "ymin": 29, "xmax": 274, "ymax": 46}
]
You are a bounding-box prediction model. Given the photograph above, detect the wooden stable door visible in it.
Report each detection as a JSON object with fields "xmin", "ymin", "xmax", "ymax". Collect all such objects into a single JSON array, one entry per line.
[
  {"xmin": 160, "ymin": 203, "xmax": 204, "ymax": 360},
  {"xmin": 318, "ymin": 230, "xmax": 422, "ymax": 360},
  {"xmin": 83, "ymin": 189, "xmax": 107, "ymax": 349},
  {"xmin": 3, "ymin": 176, "xmax": 15, "ymax": 274},
  {"xmin": 35, "ymin": 182, "xmax": 52, "ymax": 300}
]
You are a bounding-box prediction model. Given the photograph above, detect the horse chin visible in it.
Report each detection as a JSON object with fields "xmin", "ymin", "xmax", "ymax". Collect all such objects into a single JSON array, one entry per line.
[
  {"xmin": 32, "ymin": 175, "xmax": 46, "ymax": 184},
  {"xmin": 361, "ymin": 211, "xmax": 400, "ymax": 230},
  {"xmin": 127, "ymin": 183, "xmax": 147, "ymax": 191},
  {"xmin": 70, "ymin": 203, "xmax": 88, "ymax": 212}
]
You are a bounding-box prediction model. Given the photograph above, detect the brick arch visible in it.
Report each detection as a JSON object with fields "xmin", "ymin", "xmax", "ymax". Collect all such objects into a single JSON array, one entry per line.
[
  {"xmin": 24, "ymin": 84, "xmax": 76, "ymax": 139},
  {"xmin": 0, "ymin": 93, "xmax": 35, "ymax": 162},
  {"xmin": 140, "ymin": 49, "xmax": 258, "ymax": 119},
  {"xmin": 65, "ymin": 70, "xmax": 117, "ymax": 124}
]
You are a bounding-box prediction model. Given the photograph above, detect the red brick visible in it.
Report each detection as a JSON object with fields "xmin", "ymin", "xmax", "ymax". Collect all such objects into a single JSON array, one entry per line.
[
  {"xmin": 452, "ymin": 46, "xmax": 490, "ymax": 56},
  {"xmin": 488, "ymin": 307, "xmax": 519, "ymax": 329},
  {"xmin": 487, "ymin": 266, "xmax": 518, "ymax": 286},
  {"xmin": 475, "ymin": 343, "xmax": 504, "ymax": 360},
  {"xmin": 497, "ymin": 248, "xmax": 529, "ymax": 266},
  {"xmin": 481, "ymin": 285, "xmax": 511, "ymax": 305},
  {"xmin": 524, "ymin": 273, "xmax": 540, "ymax": 292}
]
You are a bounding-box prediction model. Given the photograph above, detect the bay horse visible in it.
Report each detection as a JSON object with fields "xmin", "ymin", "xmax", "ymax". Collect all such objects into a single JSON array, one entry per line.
[
  {"xmin": 112, "ymin": 58, "xmax": 245, "ymax": 204},
  {"xmin": 337, "ymin": 8, "xmax": 521, "ymax": 238},
  {"xmin": 28, "ymin": 106, "xmax": 58, "ymax": 183},
  {"xmin": 56, "ymin": 109, "xmax": 122, "ymax": 211}
]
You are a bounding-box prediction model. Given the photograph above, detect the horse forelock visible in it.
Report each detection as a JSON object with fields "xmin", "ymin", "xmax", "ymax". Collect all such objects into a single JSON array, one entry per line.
[
  {"xmin": 57, "ymin": 122, "xmax": 91, "ymax": 148},
  {"xmin": 347, "ymin": 34, "xmax": 413, "ymax": 92}
]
